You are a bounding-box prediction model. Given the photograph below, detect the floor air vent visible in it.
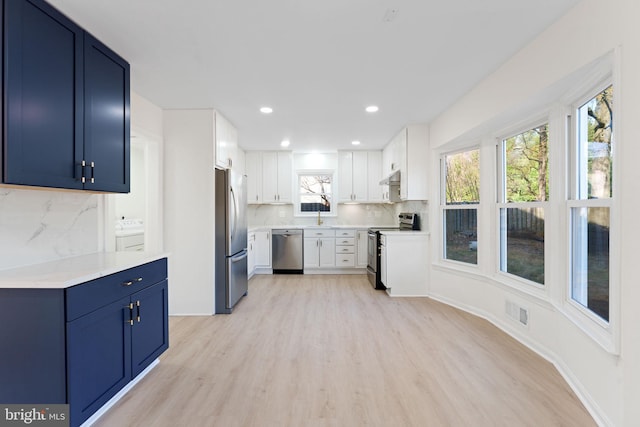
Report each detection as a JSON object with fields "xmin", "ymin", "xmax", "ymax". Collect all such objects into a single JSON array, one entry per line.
[{"xmin": 506, "ymin": 300, "xmax": 529, "ymax": 327}]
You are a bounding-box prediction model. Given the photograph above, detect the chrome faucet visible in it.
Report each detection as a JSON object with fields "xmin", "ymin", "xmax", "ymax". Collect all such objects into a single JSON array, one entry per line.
[{"xmin": 317, "ymin": 210, "xmax": 323, "ymax": 226}]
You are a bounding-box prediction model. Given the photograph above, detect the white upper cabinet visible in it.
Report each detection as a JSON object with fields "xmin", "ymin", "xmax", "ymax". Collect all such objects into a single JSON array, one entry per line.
[
  {"xmin": 382, "ymin": 124, "xmax": 429, "ymax": 201},
  {"xmin": 214, "ymin": 111, "xmax": 239, "ymax": 170},
  {"xmin": 338, "ymin": 151, "xmax": 383, "ymax": 203},
  {"xmin": 382, "ymin": 131, "xmax": 405, "ymax": 178},
  {"xmin": 366, "ymin": 151, "xmax": 383, "ymax": 202},
  {"xmin": 262, "ymin": 151, "xmax": 292, "ymax": 203},
  {"xmin": 245, "ymin": 151, "xmax": 263, "ymax": 204},
  {"xmin": 338, "ymin": 151, "xmax": 368, "ymax": 203}
]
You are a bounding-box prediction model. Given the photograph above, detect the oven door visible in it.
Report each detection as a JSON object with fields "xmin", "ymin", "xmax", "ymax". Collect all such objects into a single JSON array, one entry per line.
[{"xmin": 366, "ymin": 231, "xmax": 377, "ymax": 287}]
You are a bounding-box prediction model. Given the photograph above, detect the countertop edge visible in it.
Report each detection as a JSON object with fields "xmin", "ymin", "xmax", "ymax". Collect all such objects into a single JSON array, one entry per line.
[{"xmin": 0, "ymin": 252, "xmax": 169, "ymax": 289}]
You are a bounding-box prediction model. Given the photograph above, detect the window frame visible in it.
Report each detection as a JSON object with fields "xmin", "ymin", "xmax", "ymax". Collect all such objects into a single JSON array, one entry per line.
[
  {"xmin": 559, "ymin": 75, "xmax": 619, "ymax": 354},
  {"xmin": 496, "ymin": 121, "xmax": 550, "ymax": 290},
  {"xmin": 294, "ymin": 169, "xmax": 337, "ymax": 217},
  {"xmin": 440, "ymin": 147, "xmax": 481, "ymax": 268}
]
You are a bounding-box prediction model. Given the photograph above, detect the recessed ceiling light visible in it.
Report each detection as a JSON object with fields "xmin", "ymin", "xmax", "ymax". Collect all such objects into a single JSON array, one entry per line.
[
  {"xmin": 352, "ymin": 140, "xmax": 361, "ymax": 146},
  {"xmin": 365, "ymin": 105, "xmax": 379, "ymax": 113},
  {"xmin": 281, "ymin": 140, "xmax": 290, "ymax": 147},
  {"xmin": 260, "ymin": 107, "xmax": 273, "ymax": 114}
]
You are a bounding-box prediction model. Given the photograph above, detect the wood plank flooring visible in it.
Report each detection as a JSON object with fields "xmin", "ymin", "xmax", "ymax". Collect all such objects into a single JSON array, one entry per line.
[{"xmin": 93, "ymin": 274, "xmax": 595, "ymax": 427}]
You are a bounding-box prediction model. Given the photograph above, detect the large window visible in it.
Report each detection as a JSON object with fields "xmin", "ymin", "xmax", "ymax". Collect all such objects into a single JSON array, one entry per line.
[
  {"xmin": 297, "ymin": 172, "xmax": 334, "ymax": 215},
  {"xmin": 498, "ymin": 124, "xmax": 548, "ymax": 285},
  {"xmin": 570, "ymin": 84, "xmax": 613, "ymax": 322},
  {"xmin": 442, "ymin": 149, "xmax": 480, "ymax": 265}
]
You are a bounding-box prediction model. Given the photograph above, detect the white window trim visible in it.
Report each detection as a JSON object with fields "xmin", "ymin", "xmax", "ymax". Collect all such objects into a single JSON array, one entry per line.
[
  {"xmin": 294, "ymin": 169, "xmax": 337, "ymax": 218},
  {"xmin": 495, "ymin": 121, "xmax": 550, "ymax": 291},
  {"xmin": 559, "ymin": 75, "xmax": 619, "ymax": 354},
  {"xmin": 433, "ymin": 52, "xmax": 619, "ymax": 355},
  {"xmin": 440, "ymin": 147, "xmax": 481, "ymax": 267}
]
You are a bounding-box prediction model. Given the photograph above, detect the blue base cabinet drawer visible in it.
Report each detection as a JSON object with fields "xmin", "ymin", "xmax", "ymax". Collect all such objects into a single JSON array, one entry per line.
[{"xmin": 0, "ymin": 258, "xmax": 168, "ymax": 427}]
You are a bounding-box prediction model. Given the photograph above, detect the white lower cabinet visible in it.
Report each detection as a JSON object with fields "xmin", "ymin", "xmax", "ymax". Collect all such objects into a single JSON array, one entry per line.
[
  {"xmin": 380, "ymin": 231, "xmax": 429, "ymax": 296},
  {"xmin": 254, "ymin": 231, "xmax": 271, "ymax": 268},
  {"xmin": 304, "ymin": 237, "xmax": 335, "ymax": 268},
  {"xmin": 248, "ymin": 230, "xmax": 271, "ymax": 277},
  {"xmin": 335, "ymin": 229, "xmax": 355, "ymax": 267},
  {"xmin": 304, "ymin": 229, "xmax": 335, "ymax": 269},
  {"xmin": 356, "ymin": 230, "xmax": 368, "ymax": 268}
]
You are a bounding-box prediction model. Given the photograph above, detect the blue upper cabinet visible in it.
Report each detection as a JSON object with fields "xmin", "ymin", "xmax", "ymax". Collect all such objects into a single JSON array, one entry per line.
[
  {"xmin": 3, "ymin": 0, "xmax": 130, "ymax": 193},
  {"xmin": 83, "ymin": 33, "xmax": 130, "ymax": 193}
]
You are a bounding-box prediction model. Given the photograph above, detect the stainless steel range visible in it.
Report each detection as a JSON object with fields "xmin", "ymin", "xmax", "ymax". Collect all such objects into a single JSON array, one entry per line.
[{"xmin": 366, "ymin": 213, "xmax": 420, "ymax": 289}]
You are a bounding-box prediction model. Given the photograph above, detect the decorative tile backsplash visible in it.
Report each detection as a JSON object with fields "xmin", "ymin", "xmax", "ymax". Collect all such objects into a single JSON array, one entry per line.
[
  {"xmin": 248, "ymin": 203, "xmax": 399, "ymax": 228},
  {"xmin": 0, "ymin": 188, "xmax": 100, "ymax": 270}
]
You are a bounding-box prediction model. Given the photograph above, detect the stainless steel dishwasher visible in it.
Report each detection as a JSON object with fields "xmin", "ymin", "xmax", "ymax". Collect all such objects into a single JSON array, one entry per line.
[{"xmin": 271, "ymin": 229, "xmax": 304, "ymax": 274}]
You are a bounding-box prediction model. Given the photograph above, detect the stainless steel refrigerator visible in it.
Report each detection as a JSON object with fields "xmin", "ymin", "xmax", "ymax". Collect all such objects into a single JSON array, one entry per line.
[{"xmin": 214, "ymin": 168, "xmax": 248, "ymax": 313}]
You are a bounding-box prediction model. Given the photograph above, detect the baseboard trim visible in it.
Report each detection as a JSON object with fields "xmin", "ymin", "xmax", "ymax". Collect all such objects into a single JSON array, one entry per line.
[{"xmin": 80, "ymin": 359, "xmax": 160, "ymax": 427}]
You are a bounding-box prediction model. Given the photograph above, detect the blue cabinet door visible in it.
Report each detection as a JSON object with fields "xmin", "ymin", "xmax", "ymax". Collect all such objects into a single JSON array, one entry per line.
[
  {"xmin": 131, "ymin": 280, "xmax": 169, "ymax": 377},
  {"xmin": 66, "ymin": 296, "xmax": 132, "ymax": 427},
  {"xmin": 4, "ymin": 0, "xmax": 84, "ymax": 189},
  {"xmin": 83, "ymin": 33, "xmax": 130, "ymax": 193}
]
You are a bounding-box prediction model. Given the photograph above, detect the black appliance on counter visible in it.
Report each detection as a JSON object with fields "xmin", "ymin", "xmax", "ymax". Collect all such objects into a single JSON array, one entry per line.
[{"xmin": 366, "ymin": 213, "xmax": 420, "ymax": 289}]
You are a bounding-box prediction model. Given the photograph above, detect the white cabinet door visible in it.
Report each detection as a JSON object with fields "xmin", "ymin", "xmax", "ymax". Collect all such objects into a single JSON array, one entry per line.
[
  {"xmin": 276, "ymin": 151, "xmax": 292, "ymax": 203},
  {"xmin": 367, "ymin": 151, "xmax": 383, "ymax": 202},
  {"xmin": 318, "ymin": 238, "xmax": 335, "ymax": 267},
  {"xmin": 214, "ymin": 111, "xmax": 238, "ymax": 170},
  {"xmin": 245, "ymin": 152, "xmax": 262, "ymax": 204},
  {"xmin": 254, "ymin": 231, "xmax": 271, "ymax": 267},
  {"xmin": 352, "ymin": 152, "xmax": 368, "ymax": 201},
  {"xmin": 380, "ymin": 241, "xmax": 387, "ymax": 287},
  {"xmin": 304, "ymin": 238, "xmax": 320, "ymax": 268},
  {"xmin": 356, "ymin": 230, "xmax": 368, "ymax": 268},
  {"xmin": 339, "ymin": 151, "xmax": 375, "ymax": 203},
  {"xmin": 403, "ymin": 124, "xmax": 429, "ymax": 201},
  {"xmin": 338, "ymin": 151, "xmax": 354, "ymax": 203},
  {"xmin": 262, "ymin": 152, "xmax": 278, "ymax": 203},
  {"xmin": 262, "ymin": 151, "xmax": 292, "ymax": 203}
]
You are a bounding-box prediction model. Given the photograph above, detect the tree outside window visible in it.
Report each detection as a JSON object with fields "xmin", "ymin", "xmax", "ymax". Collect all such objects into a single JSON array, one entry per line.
[
  {"xmin": 442, "ymin": 149, "xmax": 480, "ymax": 265},
  {"xmin": 571, "ymin": 85, "xmax": 613, "ymax": 322},
  {"xmin": 299, "ymin": 174, "xmax": 332, "ymax": 213},
  {"xmin": 499, "ymin": 124, "xmax": 548, "ymax": 285}
]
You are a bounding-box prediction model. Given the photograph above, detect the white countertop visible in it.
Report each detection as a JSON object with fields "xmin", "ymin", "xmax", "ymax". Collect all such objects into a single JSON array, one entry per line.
[
  {"xmin": 380, "ymin": 230, "xmax": 430, "ymax": 236},
  {"xmin": 0, "ymin": 251, "xmax": 169, "ymax": 289},
  {"xmin": 249, "ymin": 225, "xmax": 392, "ymax": 232}
]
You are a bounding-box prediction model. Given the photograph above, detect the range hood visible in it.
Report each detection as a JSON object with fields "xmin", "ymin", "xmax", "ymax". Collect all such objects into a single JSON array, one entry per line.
[
  {"xmin": 379, "ymin": 170, "xmax": 401, "ymax": 202},
  {"xmin": 379, "ymin": 170, "xmax": 400, "ymax": 185}
]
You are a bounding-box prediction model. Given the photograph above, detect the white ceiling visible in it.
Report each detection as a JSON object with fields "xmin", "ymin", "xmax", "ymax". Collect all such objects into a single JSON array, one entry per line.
[{"xmin": 48, "ymin": 0, "xmax": 580, "ymax": 152}]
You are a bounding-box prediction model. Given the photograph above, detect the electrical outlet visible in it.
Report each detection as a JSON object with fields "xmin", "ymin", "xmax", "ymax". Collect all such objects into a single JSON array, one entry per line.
[{"xmin": 278, "ymin": 210, "xmax": 286, "ymax": 218}]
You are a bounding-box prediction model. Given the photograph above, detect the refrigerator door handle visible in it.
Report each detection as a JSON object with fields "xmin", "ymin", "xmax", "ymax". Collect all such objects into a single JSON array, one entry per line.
[
  {"xmin": 230, "ymin": 185, "xmax": 238, "ymax": 241},
  {"xmin": 230, "ymin": 250, "xmax": 247, "ymax": 262}
]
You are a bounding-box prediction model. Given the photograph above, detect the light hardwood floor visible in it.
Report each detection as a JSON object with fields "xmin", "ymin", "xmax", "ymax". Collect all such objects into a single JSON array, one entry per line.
[{"xmin": 94, "ymin": 274, "xmax": 595, "ymax": 427}]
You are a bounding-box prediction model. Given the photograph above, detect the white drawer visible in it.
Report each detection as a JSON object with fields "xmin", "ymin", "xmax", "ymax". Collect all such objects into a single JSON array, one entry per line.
[
  {"xmin": 336, "ymin": 246, "xmax": 354, "ymax": 254},
  {"xmin": 335, "ymin": 238, "xmax": 355, "ymax": 246},
  {"xmin": 335, "ymin": 254, "xmax": 355, "ymax": 267},
  {"xmin": 305, "ymin": 229, "xmax": 335, "ymax": 237},
  {"xmin": 335, "ymin": 229, "xmax": 355, "ymax": 238}
]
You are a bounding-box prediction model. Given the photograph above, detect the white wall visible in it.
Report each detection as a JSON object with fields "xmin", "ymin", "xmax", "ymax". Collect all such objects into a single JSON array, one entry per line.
[
  {"xmin": 426, "ymin": 0, "xmax": 639, "ymax": 425},
  {"xmin": 163, "ymin": 109, "xmax": 216, "ymax": 315}
]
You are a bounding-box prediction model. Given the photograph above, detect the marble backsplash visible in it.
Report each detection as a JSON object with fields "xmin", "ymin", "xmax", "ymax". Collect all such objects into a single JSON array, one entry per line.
[
  {"xmin": 248, "ymin": 201, "xmax": 429, "ymax": 230},
  {"xmin": 0, "ymin": 188, "xmax": 100, "ymax": 270}
]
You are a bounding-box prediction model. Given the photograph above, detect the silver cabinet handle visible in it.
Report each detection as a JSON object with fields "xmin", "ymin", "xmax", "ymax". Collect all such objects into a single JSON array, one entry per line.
[{"xmin": 123, "ymin": 277, "xmax": 143, "ymax": 286}]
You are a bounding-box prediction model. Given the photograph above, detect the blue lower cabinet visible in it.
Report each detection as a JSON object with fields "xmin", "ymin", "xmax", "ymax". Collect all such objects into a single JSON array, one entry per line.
[
  {"xmin": 131, "ymin": 280, "xmax": 169, "ymax": 377},
  {"xmin": 66, "ymin": 296, "xmax": 132, "ymax": 426},
  {"xmin": 0, "ymin": 258, "xmax": 168, "ymax": 427}
]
